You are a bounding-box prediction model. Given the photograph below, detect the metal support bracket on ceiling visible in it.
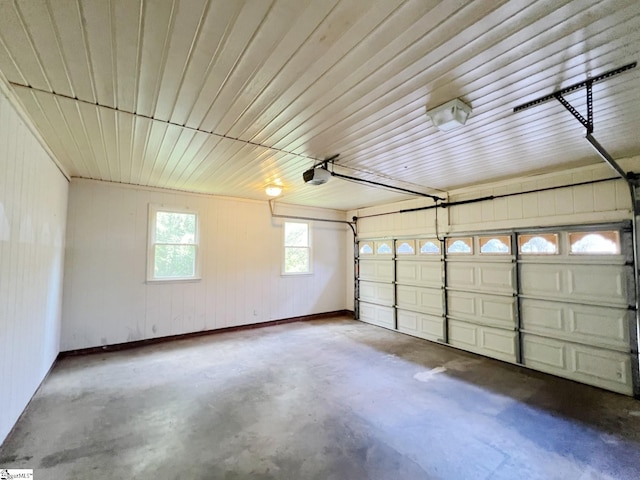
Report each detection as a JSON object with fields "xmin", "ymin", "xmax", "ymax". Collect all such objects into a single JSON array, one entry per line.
[
  {"xmin": 513, "ymin": 62, "xmax": 636, "ymax": 115},
  {"xmin": 513, "ymin": 62, "xmax": 636, "ymax": 181}
]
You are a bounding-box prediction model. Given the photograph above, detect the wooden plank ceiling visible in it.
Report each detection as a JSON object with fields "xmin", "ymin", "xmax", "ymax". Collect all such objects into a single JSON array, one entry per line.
[{"xmin": 0, "ymin": 0, "xmax": 639, "ymax": 210}]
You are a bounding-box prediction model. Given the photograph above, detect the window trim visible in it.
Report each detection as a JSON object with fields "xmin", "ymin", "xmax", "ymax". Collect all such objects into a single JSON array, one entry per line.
[
  {"xmin": 517, "ymin": 233, "xmax": 559, "ymax": 255},
  {"xmin": 359, "ymin": 241, "xmax": 374, "ymax": 256},
  {"xmin": 395, "ymin": 239, "xmax": 416, "ymax": 255},
  {"xmin": 479, "ymin": 235, "xmax": 512, "ymax": 255},
  {"xmin": 568, "ymin": 230, "xmax": 621, "ymax": 255},
  {"xmin": 147, "ymin": 204, "xmax": 200, "ymax": 282},
  {"xmin": 445, "ymin": 237, "xmax": 473, "ymax": 255},
  {"xmin": 375, "ymin": 241, "xmax": 393, "ymax": 255},
  {"xmin": 282, "ymin": 221, "xmax": 312, "ymax": 275},
  {"xmin": 418, "ymin": 239, "xmax": 442, "ymax": 255}
]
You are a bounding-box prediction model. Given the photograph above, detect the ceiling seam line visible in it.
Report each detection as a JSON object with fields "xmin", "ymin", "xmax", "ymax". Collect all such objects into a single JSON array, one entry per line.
[
  {"xmin": 44, "ymin": 0, "xmax": 76, "ymax": 99},
  {"xmin": 194, "ymin": 0, "xmax": 277, "ymax": 133},
  {"xmin": 11, "ymin": 0, "xmax": 53, "ymax": 91},
  {"xmin": 176, "ymin": 4, "xmax": 243, "ymax": 128},
  {"xmin": 75, "ymin": 0, "xmax": 98, "ymax": 103},
  {"xmin": 10, "ymin": 81, "xmax": 322, "ymax": 162},
  {"xmin": 165, "ymin": 0, "xmax": 211, "ymax": 121},
  {"xmin": 230, "ymin": 0, "xmax": 341, "ymax": 141},
  {"xmin": 148, "ymin": 0, "xmax": 177, "ymax": 120}
]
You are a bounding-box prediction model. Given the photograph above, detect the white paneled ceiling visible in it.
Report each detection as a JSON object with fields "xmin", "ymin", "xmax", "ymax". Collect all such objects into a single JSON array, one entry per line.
[{"xmin": 0, "ymin": 0, "xmax": 639, "ymax": 210}]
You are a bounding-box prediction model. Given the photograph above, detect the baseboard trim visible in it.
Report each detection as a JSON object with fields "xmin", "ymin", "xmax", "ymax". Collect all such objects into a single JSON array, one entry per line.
[{"xmin": 59, "ymin": 310, "xmax": 354, "ymax": 358}]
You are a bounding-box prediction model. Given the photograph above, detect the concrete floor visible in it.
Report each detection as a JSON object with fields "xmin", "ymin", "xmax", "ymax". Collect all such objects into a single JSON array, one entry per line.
[{"xmin": 1, "ymin": 317, "xmax": 640, "ymax": 479}]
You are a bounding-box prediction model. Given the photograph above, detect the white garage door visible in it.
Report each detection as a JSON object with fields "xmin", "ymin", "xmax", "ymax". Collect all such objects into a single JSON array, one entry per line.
[
  {"xmin": 356, "ymin": 223, "xmax": 638, "ymax": 396},
  {"xmin": 395, "ymin": 239, "xmax": 444, "ymax": 342},
  {"xmin": 445, "ymin": 234, "xmax": 519, "ymax": 363},
  {"xmin": 357, "ymin": 240, "xmax": 395, "ymax": 330},
  {"xmin": 518, "ymin": 228, "xmax": 635, "ymax": 395}
]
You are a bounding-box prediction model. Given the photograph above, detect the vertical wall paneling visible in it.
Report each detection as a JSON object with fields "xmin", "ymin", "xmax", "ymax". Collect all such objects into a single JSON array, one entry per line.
[
  {"xmin": 0, "ymin": 92, "xmax": 68, "ymax": 445},
  {"xmin": 61, "ymin": 180, "xmax": 348, "ymax": 351}
]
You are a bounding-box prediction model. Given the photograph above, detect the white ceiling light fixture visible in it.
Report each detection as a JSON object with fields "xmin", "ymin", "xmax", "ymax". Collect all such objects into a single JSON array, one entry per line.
[
  {"xmin": 265, "ymin": 184, "xmax": 283, "ymax": 197},
  {"xmin": 426, "ymin": 98, "xmax": 472, "ymax": 132}
]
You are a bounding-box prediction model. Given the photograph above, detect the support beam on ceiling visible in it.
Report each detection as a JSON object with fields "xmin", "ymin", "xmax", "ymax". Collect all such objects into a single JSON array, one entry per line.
[
  {"xmin": 513, "ymin": 62, "xmax": 637, "ymax": 182},
  {"xmin": 512, "ymin": 62, "xmax": 636, "ymax": 113}
]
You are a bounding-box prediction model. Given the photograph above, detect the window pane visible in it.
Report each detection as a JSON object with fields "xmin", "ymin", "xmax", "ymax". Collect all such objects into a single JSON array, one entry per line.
[
  {"xmin": 156, "ymin": 212, "xmax": 196, "ymax": 243},
  {"xmin": 285, "ymin": 247, "xmax": 309, "ymax": 273},
  {"xmin": 285, "ymin": 222, "xmax": 308, "ymax": 247},
  {"xmin": 419, "ymin": 240, "xmax": 441, "ymax": 254},
  {"xmin": 518, "ymin": 234, "xmax": 558, "ymax": 254},
  {"xmin": 396, "ymin": 240, "xmax": 415, "ymax": 255},
  {"xmin": 480, "ymin": 236, "xmax": 511, "ymax": 254},
  {"xmin": 569, "ymin": 231, "xmax": 620, "ymax": 254},
  {"xmin": 376, "ymin": 242, "xmax": 392, "ymax": 254},
  {"xmin": 446, "ymin": 237, "xmax": 472, "ymax": 254},
  {"xmin": 359, "ymin": 242, "xmax": 374, "ymax": 255},
  {"xmin": 154, "ymin": 245, "xmax": 196, "ymax": 278}
]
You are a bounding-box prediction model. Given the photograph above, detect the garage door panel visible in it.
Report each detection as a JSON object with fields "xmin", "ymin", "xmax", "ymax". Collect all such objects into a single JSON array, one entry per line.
[
  {"xmin": 396, "ymin": 261, "xmax": 441, "ymax": 287},
  {"xmin": 448, "ymin": 291, "xmax": 516, "ymax": 328},
  {"xmin": 569, "ymin": 308, "xmax": 629, "ymax": 346},
  {"xmin": 520, "ymin": 300, "xmax": 564, "ymax": 331},
  {"xmin": 567, "ymin": 266, "xmax": 627, "ymax": 304},
  {"xmin": 449, "ymin": 320, "xmax": 476, "ymax": 346},
  {"xmin": 521, "ymin": 299, "xmax": 630, "ymax": 350},
  {"xmin": 359, "ymin": 281, "xmax": 394, "ymax": 306},
  {"xmin": 359, "ymin": 259, "xmax": 393, "ymax": 282},
  {"xmin": 482, "ymin": 329, "xmax": 517, "ymax": 359},
  {"xmin": 522, "ymin": 334, "xmax": 633, "ymax": 395},
  {"xmin": 397, "ymin": 310, "xmax": 443, "ymax": 342},
  {"xmin": 520, "ymin": 263, "xmax": 628, "ymax": 306},
  {"xmin": 447, "ymin": 262, "xmax": 514, "ymax": 294},
  {"xmin": 359, "ymin": 302, "xmax": 395, "ymax": 330},
  {"xmin": 521, "ymin": 335, "xmax": 566, "ymax": 369},
  {"xmin": 396, "ymin": 285, "xmax": 442, "ymax": 315},
  {"xmin": 573, "ymin": 349, "xmax": 629, "ymax": 384},
  {"xmin": 479, "ymin": 264, "xmax": 515, "ymax": 291},
  {"xmin": 449, "ymin": 320, "xmax": 517, "ymax": 363},
  {"xmin": 447, "ymin": 263, "xmax": 476, "ymax": 289},
  {"xmin": 519, "ymin": 265, "xmax": 562, "ymax": 297}
]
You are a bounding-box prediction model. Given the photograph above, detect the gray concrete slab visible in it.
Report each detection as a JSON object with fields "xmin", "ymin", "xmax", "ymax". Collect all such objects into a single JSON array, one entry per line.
[{"xmin": 1, "ymin": 317, "xmax": 640, "ymax": 479}]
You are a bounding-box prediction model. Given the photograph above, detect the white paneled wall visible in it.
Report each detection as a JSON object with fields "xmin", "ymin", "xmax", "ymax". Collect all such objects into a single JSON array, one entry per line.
[
  {"xmin": 0, "ymin": 92, "xmax": 68, "ymax": 444},
  {"xmin": 351, "ymin": 161, "xmax": 633, "ymax": 238},
  {"xmin": 62, "ymin": 180, "xmax": 348, "ymax": 351},
  {"xmin": 447, "ymin": 164, "xmax": 632, "ymax": 232}
]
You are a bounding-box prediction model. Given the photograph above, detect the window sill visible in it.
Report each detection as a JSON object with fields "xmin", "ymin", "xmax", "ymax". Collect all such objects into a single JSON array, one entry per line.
[{"xmin": 146, "ymin": 277, "xmax": 202, "ymax": 284}]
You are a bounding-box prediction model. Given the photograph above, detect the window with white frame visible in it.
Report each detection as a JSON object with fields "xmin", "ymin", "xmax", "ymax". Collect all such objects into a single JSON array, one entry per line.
[
  {"xmin": 283, "ymin": 221, "xmax": 311, "ymax": 274},
  {"xmin": 148, "ymin": 205, "xmax": 199, "ymax": 281}
]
